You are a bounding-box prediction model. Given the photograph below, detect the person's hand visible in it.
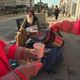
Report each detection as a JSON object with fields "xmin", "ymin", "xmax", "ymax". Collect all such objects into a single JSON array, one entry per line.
[
  {"xmin": 25, "ymin": 48, "xmax": 38, "ymax": 62},
  {"xmin": 29, "ymin": 49, "xmax": 37, "ymax": 56},
  {"xmin": 15, "ymin": 61, "xmax": 42, "ymax": 80}
]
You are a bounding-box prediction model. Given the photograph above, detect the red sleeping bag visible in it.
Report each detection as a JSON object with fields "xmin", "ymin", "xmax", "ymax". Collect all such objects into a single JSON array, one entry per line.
[
  {"xmin": 49, "ymin": 20, "xmax": 80, "ymax": 35},
  {"xmin": 71, "ymin": 19, "xmax": 80, "ymax": 35},
  {"xmin": 49, "ymin": 22, "xmax": 62, "ymax": 32},
  {"xmin": 49, "ymin": 20, "xmax": 73, "ymax": 33},
  {"xmin": 60, "ymin": 20, "xmax": 73, "ymax": 33}
]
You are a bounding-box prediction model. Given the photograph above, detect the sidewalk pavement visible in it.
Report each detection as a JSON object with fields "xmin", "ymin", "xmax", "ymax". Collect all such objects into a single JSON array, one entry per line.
[{"xmin": 46, "ymin": 15, "xmax": 75, "ymax": 25}]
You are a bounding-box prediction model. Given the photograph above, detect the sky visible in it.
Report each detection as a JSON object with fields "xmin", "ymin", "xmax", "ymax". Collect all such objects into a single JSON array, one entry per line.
[{"xmin": 34, "ymin": 0, "xmax": 60, "ymax": 7}]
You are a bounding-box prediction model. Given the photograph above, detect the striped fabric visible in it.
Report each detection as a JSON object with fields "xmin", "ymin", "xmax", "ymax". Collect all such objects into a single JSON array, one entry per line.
[
  {"xmin": 14, "ymin": 47, "xmax": 26, "ymax": 60},
  {"xmin": 0, "ymin": 71, "xmax": 21, "ymax": 80},
  {"xmin": 14, "ymin": 62, "xmax": 42, "ymax": 80},
  {"xmin": 4, "ymin": 44, "xmax": 12, "ymax": 55},
  {"xmin": 0, "ymin": 40, "xmax": 42, "ymax": 80},
  {"xmin": 3, "ymin": 43, "xmax": 31, "ymax": 61},
  {"xmin": 50, "ymin": 20, "xmax": 73, "ymax": 33}
]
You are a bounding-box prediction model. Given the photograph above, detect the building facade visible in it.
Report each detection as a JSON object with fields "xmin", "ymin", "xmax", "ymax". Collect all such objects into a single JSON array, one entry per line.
[
  {"xmin": 75, "ymin": 0, "xmax": 80, "ymax": 19},
  {"xmin": 0, "ymin": 0, "xmax": 16, "ymax": 8},
  {"xmin": 16, "ymin": 0, "xmax": 34, "ymax": 7},
  {"xmin": 59, "ymin": 0, "xmax": 80, "ymax": 19},
  {"xmin": 0, "ymin": 0, "xmax": 5, "ymax": 9},
  {"xmin": 5, "ymin": 0, "xmax": 16, "ymax": 7},
  {"xmin": 0, "ymin": 0, "xmax": 34, "ymax": 8}
]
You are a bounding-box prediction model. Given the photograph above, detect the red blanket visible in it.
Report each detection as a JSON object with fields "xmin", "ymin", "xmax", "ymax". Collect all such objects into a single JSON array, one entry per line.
[
  {"xmin": 50, "ymin": 19, "xmax": 80, "ymax": 35},
  {"xmin": 71, "ymin": 20, "xmax": 80, "ymax": 35}
]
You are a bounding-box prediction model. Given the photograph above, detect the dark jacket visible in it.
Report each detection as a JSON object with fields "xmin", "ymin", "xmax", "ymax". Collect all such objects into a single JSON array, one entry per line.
[
  {"xmin": 21, "ymin": 16, "xmax": 40, "ymax": 30},
  {"xmin": 54, "ymin": 8, "xmax": 60, "ymax": 15}
]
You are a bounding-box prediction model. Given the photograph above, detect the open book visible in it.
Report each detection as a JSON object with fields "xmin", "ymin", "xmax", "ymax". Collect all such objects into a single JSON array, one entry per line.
[{"xmin": 26, "ymin": 25, "xmax": 38, "ymax": 33}]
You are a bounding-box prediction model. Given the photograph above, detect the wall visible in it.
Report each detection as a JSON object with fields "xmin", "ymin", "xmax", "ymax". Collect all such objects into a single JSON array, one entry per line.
[
  {"xmin": 75, "ymin": 0, "xmax": 80, "ymax": 19},
  {"xmin": 70, "ymin": 0, "xmax": 80, "ymax": 19}
]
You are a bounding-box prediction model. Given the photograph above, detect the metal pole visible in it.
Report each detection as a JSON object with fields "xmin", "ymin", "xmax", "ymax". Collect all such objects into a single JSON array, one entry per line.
[
  {"xmin": 54, "ymin": 0, "xmax": 55, "ymax": 6},
  {"xmin": 40, "ymin": 0, "xmax": 41, "ymax": 12},
  {"xmin": 30, "ymin": 0, "xmax": 32, "ymax": 9}
]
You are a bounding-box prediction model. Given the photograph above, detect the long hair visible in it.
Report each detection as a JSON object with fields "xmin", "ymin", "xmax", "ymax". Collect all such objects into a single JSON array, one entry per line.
[{"xmin": 27, "ymin": 10, "xmax": 37, "ymax": 19}]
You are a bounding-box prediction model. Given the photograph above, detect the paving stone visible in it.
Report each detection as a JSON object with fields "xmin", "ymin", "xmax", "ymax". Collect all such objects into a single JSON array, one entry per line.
[
  {"xmin": 59, "ymin": 33, "xmax": 80, "ymax": 67},
  {"xmin": 53, "ymin": 65, "xmax": 69, "ymax": 80},
  {"xmin": 68, "ymin": 66, "xmax": 80, "ymax": 80},
  {"xmin": 37, "ymin": 72, "xmax": 55, "ymax": 80},
  {"xmin": 62, "ymin": 54, "xmax": 80, "ymax": 66},
  {"xmin": 36, "ymin": 65, "xmax": 69, "ymax": 80},
  {"xmin": 61, "ymin": 33, "xmax": 80, "ymax": 65}
]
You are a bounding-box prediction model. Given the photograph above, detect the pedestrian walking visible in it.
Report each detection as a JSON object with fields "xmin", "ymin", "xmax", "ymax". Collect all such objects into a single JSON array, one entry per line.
[{"xmin": 54, "ymin": 5, "xmax": 60, "ymax": 20}]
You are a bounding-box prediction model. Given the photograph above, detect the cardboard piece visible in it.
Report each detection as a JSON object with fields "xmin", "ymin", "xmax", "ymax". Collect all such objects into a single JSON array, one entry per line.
[{"xmin": 26, "ymin": 25, "xmax": 38, "ymax": 33}]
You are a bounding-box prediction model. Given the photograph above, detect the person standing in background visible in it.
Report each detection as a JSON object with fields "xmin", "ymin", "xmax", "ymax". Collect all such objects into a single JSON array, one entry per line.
[{"xmin": 54, "ymin": 5, "xmax": 60, "ymax": 20}]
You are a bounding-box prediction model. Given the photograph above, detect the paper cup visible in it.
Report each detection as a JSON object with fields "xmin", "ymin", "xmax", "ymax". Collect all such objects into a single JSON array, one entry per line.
[{"xmin": 33, "ymin": 43, "xmax": 45, "ymax": 58}]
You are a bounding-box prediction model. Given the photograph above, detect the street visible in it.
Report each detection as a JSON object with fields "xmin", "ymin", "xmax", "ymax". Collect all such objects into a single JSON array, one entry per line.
[
  {"xmin": 0, "ymin": 13, "xmax": 25, "ymax": 41},
  {"xmin": 0, "ymin": 20, "xmax": 17, "ymax": 41}
]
